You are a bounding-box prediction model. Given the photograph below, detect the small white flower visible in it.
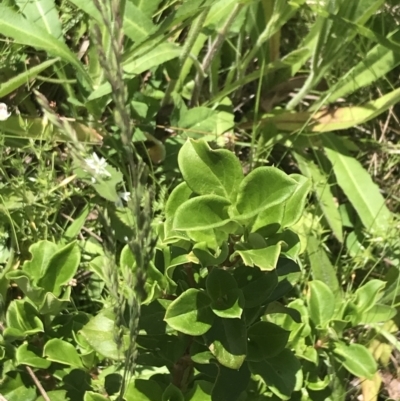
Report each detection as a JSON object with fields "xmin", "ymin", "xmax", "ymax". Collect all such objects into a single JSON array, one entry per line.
[
  {"xmin": 115, "ymin": 191, "xmax": 131, "ymax": 207},
  {"xmin": 0, "ymin": 103, "xmax": 11, "ymax": 121},
  {"xmin": 84, "ymin": 153, "xmax": 111, "ymax": 179}
]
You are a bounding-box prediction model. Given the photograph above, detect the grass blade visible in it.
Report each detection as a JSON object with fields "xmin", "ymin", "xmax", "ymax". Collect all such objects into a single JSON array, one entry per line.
[{"xmin": 322, "ymin": 133, "xmax": 392, "ymax": 235}]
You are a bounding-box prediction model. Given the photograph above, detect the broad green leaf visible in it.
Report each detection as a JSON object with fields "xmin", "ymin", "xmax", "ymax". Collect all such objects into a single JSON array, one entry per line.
[
  {"xmin": 249, "ymin": 349, "xmax": 302, "ymax": 400},
  {"xmin": 43, "ymin": 338, "xmax": 83, "ymax": 368},
  {"xmin": 357, "ymin": 304, "xmax": 397, "ymax": 325},
  {"xmin": 235, "ymin": 167, "xmax": 297, "ymax": 220},
  {"xmin": 0, "ymin": 5, "xmax": 89, "ymax": 82},
  {"xmin": 80, "ymin": 309, "xmax": 126, "ymax": 360},
  {"xmin": 38, "ymin": 241, "xmax": 80, "ymax": 296},
  {"xmin": 6, "ymin": 270, "xmax": 45, "ymax": 305},
  {"xmin": 165, "ymin": 182, "xmax": 193, "ymax": 219},
  {"xmin": 307, "ymin": 235, "xmax": 341, "ymax": 299},
  {"xmin": 186, "ymin": 381, "xmax": 212, "ymax": 401},
  {"xmin": 234, "ymin": 244, "xmax": 281, "ymax": 271},
  {"xmin": 64, "ymin": 205, "xmax": 91, "ymax": 240},
  {"xmin": 295, "ymin": 151, "xmax": 343, "ymax": 242},
  {"xmin": 0, "ymin": 372, "xmax": 36, "ymax": 401},
  {"xmin": 36, "ymin": 390, "xmax": 68, "ymax": 401},
  {"xmin": 164, "ymin": 289, "xmax": 214, "ymax": 336},
  {"xmin": 204, "ymin": 317, "xmax": 247, "ymax": 370},
  {"xmin": 212, "ymin": 363, "xmax": 250, "ymax": 401},
  {"xmin": 16, "ymin": 0, "xmax": 63, "ymax": 40},
  {"xmin": 307, "ymin": 280, "xmax": 335, "ymax": 328},
  {"xmin": 162, "ymin": 384, "xmax": 184, "ymax": 401},
  {"xmin": 247, "ymin": 322, "xmax": 290, "ymax": 361},
  {"xmin": 250, "ymin": 203, "xmax": 283, "ymax": 236},
  {"xmin": 173, "ymin": 195, "xmax": 231, "ymax": 231},
  {"xmin": 354, "ymin": 279, "xmax": 386, "ymax": 313},
  {"xmin": 322, "ymin": 133, "xmax": 392, "ymax": 235},
  {"xmin": 281, "ymin": 174, "xmax": 311, "ymax": 228},
  {"xmin": 4, "ymin": 300, "xmax": 44, "ymax": 340},
  {"xmin": 124, "ymin": 43, "xmax": 181, "ymax": 74},
  {"xmin": 206, "ymin": 268, "xmax": 243, "ymax": 319},
  {"xmin": 124, "ymin": 1, "xmax": 155, "ymax": 43},
  {"xmin": 333, "ymin": 341, "xmax": 377, "ymax": 379},
  {"xmin": 84, "ymin": 392, "xmax": 109, "ymax": 401},
  {"xmin": 233, "ymin": 266, "xmax": 278, "ymax": 308},
  {"xmin": 131, "ymin": 0, "xmax": 162, "ymax": 17},
  {"xmin": 125, "ymin": 379, "xmax": 163, "ymax": 401},
  {"xmin": 178, "ymin": 139, "xmax": 243, "ymax": 202},
  {"xmin": 177, "ymin": 107, "xmax": 234, "ymax": 140},
  {"xmin": 0, "ymin": 58, "xmax": 59, "ymax": 98},
  {"xmin": 192, "ymin": 242, "xmax": 229, "ymax": 268},
  {"xmin": 22, "ymin": 240, "xmax": 58, "ymax": 283},
  {"xmin": 16, "ymin": 343, "xmax": 51, "ymax": 369}
]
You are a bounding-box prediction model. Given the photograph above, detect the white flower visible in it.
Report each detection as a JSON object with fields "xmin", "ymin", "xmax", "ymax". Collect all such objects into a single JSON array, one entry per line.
[
  {"xmin": 83, "ymin": 153, "xmax": 111, "ymax": 179},
  {"xmin": 0, "ymin": 103, "xmax": 11, "ymax": 121},
  {"xmin": 115, "ymin": 191, "xmax": 131, "ymax": 207}
]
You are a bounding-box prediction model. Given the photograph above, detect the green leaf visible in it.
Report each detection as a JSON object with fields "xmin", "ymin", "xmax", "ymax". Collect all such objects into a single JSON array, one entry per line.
[
  {"xmin": 16, "ymin": 0, "xmax": 63, "ymax": 40},
  {"xmin": 125, "ymin": 379, "xmax": 163, "ymax": 401},
  {"xmin": 192, "ymin": 242, "xmax": 229, "ymax": 268},
  {"xmin": 354, "ymin": 279, "xmax": 386, "ymax": 313},
  {"xmin": 36, "ymin": 390, "xmax": 68, "ymax": 401},
  {"xmin": 0, "ymin": 5, "xmax": 89, "ymax": 82},
  {"xmin": 234, "ymin": 244, "xmax": 281, "ymax": 271},
  {"xmin": 131, "ymin": 0, "xmax": 162, "ymax": 17},
  {"xmin": 4, "ymin": 300, "xmax": 44, "ymax": 340},
  {"xmin": 0, "ymin": 58, "xmax": 59, "ymax": 98},
  {"xmin": 204, "ymin": 317, "xmax": 247, "ymax": 370},
  {"xmin": 333, "ymin": 341, "xmax": 377, "ymax": 379},
  {"xmin": 0, "ymin": 372, "xmax": 36, "ymax": 401},
  {"xmin": 22, "ymin": 240, "xmax": 58, "ymax": 283},
  {"xmin": 235, "ymin": 167, "xmax": 297, "ymax": 220},
  {"xmin": 233, "ymin": 266, "xmax": 278, "ymax": 308},
  {"xmin": 206, "ymin": 268, "xmax": 243, "ymax": 319},
  {"xmin": 251, "ymin": 203, "xmax": 284, "ymax": 236},
  {"xmin": 307, "ymin": 235, "xmax": 341, "ymax": 299},
  {"xmin": 247, "ymin": 322, "xmax": 290, "ymax": 361},
  {"xmin": 173, "ymin": 195, "xmax": 231, "ymax": 231},
  {"xmin": 212, "ymin": 363, "xmax": 250, "ymax": 401},
  {"xmin": 43, "ymin": 338, "xmax": 83, "ymax": 368},
  {"xmin": 162, "ymin": 384, "xmax": 184, "ymax": 401},
  {"xmin": 249, "ymin": 349, "xmax": 302, "ymax": 400},
  {"xmin": 178, "ymin": 139, "xmax": 243, "ymax": 202},
  {"xmin": 84, "ymin": 392, "xmax": 109, "ymax": 401},
  {"xmin": 295, "ymin": 151, "xmax": 343, "ymax": 242},
  {"xmin": 16, "ymin": 343, "xmax": 51, "ymax": 369},
  {"xmin": 186, "ymin": 381, "xmax": 212, "ymax": 401},
  {"xmin": 124, "ymin": 1, "xmax": 155, "ymax": 43},
  {"xmin": 38, "ymin": 241, "xmax": 80, "ymax": 296},
  {"xmin": 80, "ymin": 309, "xmax": 126, "ymax": 360},
  {"xmin": 281, "ymin": 174, "xmax": 311, "ymax": 228},
  {"xmin": 164, "ymin": 289, "xmax": 214, "ymax": 336},
  {"xmin": 357, "ymin": 304, "xmax": 397, "ymax": 325},
  {"xmin": 307, "ymin": 280, "xmax": 335, "ymax": 328},
  {"xmin": 322, "ymin": 133, "xmax": 392, "ymax": 235},
  {"xmin": 124, "ymin": 43, "xmax": 181, "ymax": 74}
]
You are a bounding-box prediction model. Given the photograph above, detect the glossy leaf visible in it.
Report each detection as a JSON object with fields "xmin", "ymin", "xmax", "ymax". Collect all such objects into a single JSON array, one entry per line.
[
  {"xmin": 173, "ymin": 195, "xmax": 231, "ymax": 231},
  {"xmin": 206, "ymin": 268, "xmax": 243, "ymax": 319},
  {"xmin": 251, "ymin": 203, "xmax": 284, "ymax": 236},
  {"xmin": 43, "ymin": 338, "xmax": 83, "ymax": 368},
  {"xmin": 333, "ymin": 341, "xmax": 377, "ymax": 379},
  {"xmin": 235, "ymin": 167, "xmax": 297, "ymax": 220},
  {"xmin": 354, "ymin": 279, "xmax": 386, "ymax": 313},
  {"xmin": 249, "ymin": 349, "xmax": 302, "ymax": 399},
  {"xmin": 164, "ymin": 289, "xmax": 214, "ymax": 336},
  {"xmin": 281, "ymin": 174, "xmax": 311, "ymax": 228},
  {"xmin": 38, "ymin": 241, "xmax": 80, "ymax": 296},
  {"xmin": 247, "ymin": 321, "xmax": 290, "ymax": 361},
  {"xmin": 212, "ymin": 363, "xmax": 250, "ymax": 401},
  {"xmin": 357, "ymin": 304, "xmax": 397, "ymax": 325},
  {"xmin": 307, "ymin": 280, "xmax": 335, "ymax": 328},
  {"xmin": 178, "ymin": 139, "xmax": 243, "ymax": 202},
  {"xmin": 204, "ymin": 317, "xmax": 247, "ymax": 370},
  {"xmin": 0, "ymin": 5, "xmax": 89, "ymax": 81},
  {"xmin": 322, "ymin": 132, "xmax": 392, "ymax": 234},
  {"xmin": 234, "ymin": 244, "xmax": 281, "ymax": 271},
  {"xmin": 80, "ymin": 309, "xmax": 125, "ymax": 360},
  {"xmin": 84, "ymin": 392, "xmax": 109, "ymax": 401},
  {"xmin": 233, "ymin": 266, "xmax": 278, "ymax": 308},
  {"xmin": 0, "ymin": 372, "xmax": 36, "ymax": 401},
  {"xmin": 4, "ymin": 300, "xmax": 43, "ymax": 340},
  {"xmin": 125, "ymin": 379, "xmax": 163, "ymax": 401},
  {"xmin": 16, "ymin": 343, "xmax": 51, "ymax": 369},
  {"xmin": 162, "ymin": 384, "xmax": 184, "ymax": 401}
]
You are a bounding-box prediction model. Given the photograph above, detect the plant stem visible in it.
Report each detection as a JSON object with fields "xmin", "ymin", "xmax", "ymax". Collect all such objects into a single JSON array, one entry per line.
[
  {"xmin": 190, "ymin": 3, "xmax": 243, "ymax": 107},
  {"xmin": 26, "ymin": 366, "xmax": 50, "ymax": 401}
]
